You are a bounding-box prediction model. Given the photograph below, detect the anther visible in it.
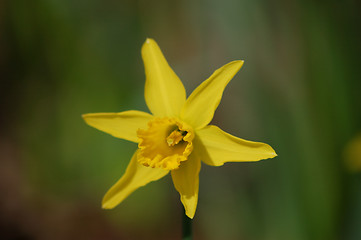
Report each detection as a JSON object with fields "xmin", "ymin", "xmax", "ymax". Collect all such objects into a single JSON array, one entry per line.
[{"xmin": 166, "ymin": 130, "xmax": 185, "ymax": 146}]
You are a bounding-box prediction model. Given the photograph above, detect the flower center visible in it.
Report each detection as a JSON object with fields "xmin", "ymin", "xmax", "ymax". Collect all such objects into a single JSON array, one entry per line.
[{"xmin": 137, "ymin": 118, "xmax": 194, "ymax": 170}]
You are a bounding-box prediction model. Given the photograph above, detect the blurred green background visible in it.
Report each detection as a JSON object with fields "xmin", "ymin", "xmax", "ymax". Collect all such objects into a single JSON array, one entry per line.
[{"xmin": 1, "ymin": 0, "xmax": 361, "ymax": 239}]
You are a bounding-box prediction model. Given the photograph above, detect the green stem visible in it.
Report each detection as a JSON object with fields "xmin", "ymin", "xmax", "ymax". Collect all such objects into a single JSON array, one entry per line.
[{"xmin": 182, "ymin": 213, "xmax": 192, "ymax": 240}]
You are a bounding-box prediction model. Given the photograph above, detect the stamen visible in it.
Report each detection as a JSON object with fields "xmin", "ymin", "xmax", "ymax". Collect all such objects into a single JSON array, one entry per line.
[{"xmin": 166, "ymin": 130, "xmax": 187, "ymax": 146}]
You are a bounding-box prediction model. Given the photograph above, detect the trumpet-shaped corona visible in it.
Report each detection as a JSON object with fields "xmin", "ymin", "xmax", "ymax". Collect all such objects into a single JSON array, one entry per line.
[{"xmin": 137, "ymin": 118, "xmax": 194, "ymax": 170}]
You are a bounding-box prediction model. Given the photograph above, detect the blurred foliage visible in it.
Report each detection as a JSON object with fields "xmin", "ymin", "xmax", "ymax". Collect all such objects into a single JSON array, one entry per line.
[{"xmin": 1, "ymin": 0, "xmax": 361, "ymax": 239}]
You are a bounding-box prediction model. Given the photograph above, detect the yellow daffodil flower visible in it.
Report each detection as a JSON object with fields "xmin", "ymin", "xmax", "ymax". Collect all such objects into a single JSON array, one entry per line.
[{"xmin": 83, "ymin": 38, "xmax": 277, "ymax": 219}]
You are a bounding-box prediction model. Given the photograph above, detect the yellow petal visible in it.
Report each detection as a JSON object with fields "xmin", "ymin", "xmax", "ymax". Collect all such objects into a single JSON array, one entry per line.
[
  {"xmin": 171, "ymin": 152, "xmax": 201, "ymax": 219},
  {"xmin": 102, "ymin": 151, "xmax": 169, "ymax": 209},
  {"xmin": 181, "ymin": 61, "xmax": 244, "ymax": 129},
  {"xmin": 82, "ymin": 110, "xmax": 153, "ymax": 143},
  {"xmin": 196, "ymin": 125, "xmax": 277, "ymax": 166},
  {"xmin": 142, "ymin": 38, "xmax": 186, "ymax": 117}
]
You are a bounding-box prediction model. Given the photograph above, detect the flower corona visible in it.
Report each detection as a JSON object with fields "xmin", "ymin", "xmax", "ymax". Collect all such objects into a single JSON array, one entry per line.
[{"xmin": 137, "ymin": 117, "xmax": 194, "ymax": 170}]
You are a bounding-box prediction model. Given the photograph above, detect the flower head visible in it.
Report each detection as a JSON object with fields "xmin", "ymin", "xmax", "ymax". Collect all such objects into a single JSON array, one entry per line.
[{"xmin": 83, "ymin": 39, "xmax": 277, "ymax": 219}]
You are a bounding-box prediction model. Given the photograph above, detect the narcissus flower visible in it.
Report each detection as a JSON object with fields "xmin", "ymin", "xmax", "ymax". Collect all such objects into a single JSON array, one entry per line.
[{"xmin": 83, "ymin": 39, "xmax": 277, "ymax": 219}]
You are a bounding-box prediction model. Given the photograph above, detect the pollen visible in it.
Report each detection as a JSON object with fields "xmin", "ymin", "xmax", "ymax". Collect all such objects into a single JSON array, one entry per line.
[{"xmin": 137, "ymin": 117, "xmax": 194, "ymax": 170}]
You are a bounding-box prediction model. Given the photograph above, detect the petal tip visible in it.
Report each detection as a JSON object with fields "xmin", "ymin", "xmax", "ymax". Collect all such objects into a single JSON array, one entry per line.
[
  {"xmin": 101, "ymin": 204, "xmax": 108, "ymax": 209},
  {"xmin": 144, "ymin": 38, "xmax": 155, "ymax": 45},
  {"xmin": 263, "ymin": 143, "xmax": 277, "ymax": 159},
  {"xmin": 267, "ymin": 153, "xmax": 277, "ymax": 160},
  {"xmin": 101, "ymin": 196, "xmax": 114, "ymax": 209},
  {"xmin": 269, "ymin": 146, "xmax": 278, "ymax": 158},
  {"xmin": 101, "ymin": 201, "xmax": 113, "ymax": 209},
  {"xmin": 234, "ymin": 60, "xmax": 245, "ymax": 69},
  {"xmin": 181, "ymin": 197, "xmax": 197, "ymax": 219}
]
